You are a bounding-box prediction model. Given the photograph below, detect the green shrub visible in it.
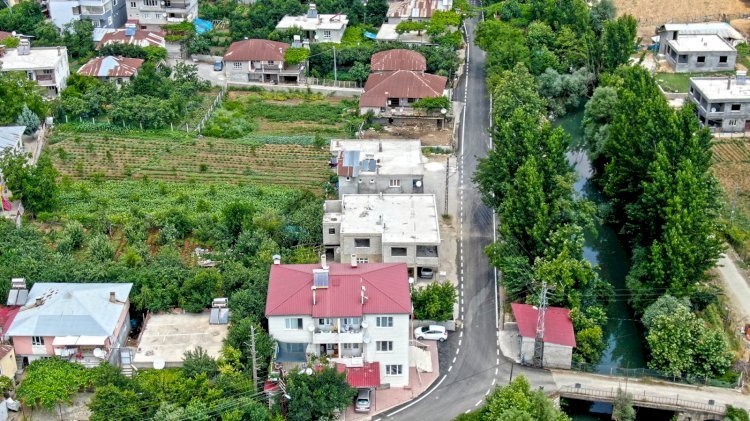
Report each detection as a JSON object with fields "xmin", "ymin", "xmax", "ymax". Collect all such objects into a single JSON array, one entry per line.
[
  {"xmin": 412, "ymin": 282, "xmax": 456, "ymax": 321},
  {"xmin": 202, "ymin": 109, "xmax": 257, "ymax": 139}
]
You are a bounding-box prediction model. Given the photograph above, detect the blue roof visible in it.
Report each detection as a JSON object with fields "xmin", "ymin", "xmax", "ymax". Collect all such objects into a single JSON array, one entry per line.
[
  {"xmin": 194, "ymin": 18, "xmax": 213, "ymax": 34},
  {"xmin": 342, "ymin": 150, "xmax": 361, "ymax": 177},
  {"xmin": 364, "ymin": 32, "xmax": 377, "ymax": 39}
]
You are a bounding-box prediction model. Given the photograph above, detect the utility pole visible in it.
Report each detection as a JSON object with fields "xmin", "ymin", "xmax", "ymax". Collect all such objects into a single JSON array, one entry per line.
[
  {"xmin": 730, "ymin": 183, "xmax": 739, "ymax": 225},
  {"xmin": 333, "ymin": 46, "xmax": 337, "ymax": 86},
  {"xmin": 250, "ymin": 325, "xmax": 258, "ymax": 392},
  {"xmin": 533, "ymin": 282, "xmax": 549, "ymax": 369}
]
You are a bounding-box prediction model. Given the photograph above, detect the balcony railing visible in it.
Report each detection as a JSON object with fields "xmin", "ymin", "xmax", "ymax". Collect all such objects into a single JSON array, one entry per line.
[
  {"xmin": 312, "ymin": 330, "xmax": 363, "ymax": 344},
  {"xmin": 36, "ymin": 74, "xmax": 55, "ymax": 84}
]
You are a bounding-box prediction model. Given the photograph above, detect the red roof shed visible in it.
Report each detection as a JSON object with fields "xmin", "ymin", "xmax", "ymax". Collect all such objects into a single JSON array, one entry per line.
[
  {"xmin": 337, "ymin": 362, "xmax": 381, "ymax": 388},
  {"xmin": 511, "ymin": 303, "xmax": 576, "ymax": 348}
]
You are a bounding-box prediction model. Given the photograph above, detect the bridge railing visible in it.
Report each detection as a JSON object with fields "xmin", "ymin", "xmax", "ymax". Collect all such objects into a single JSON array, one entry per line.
[
  {"xmin": 570, "ymin": 362, "xmax": 740, "ymax": 389},
  {"xmin": 559, "ymin": 386, "xmax": 726, "ymax": 414}
]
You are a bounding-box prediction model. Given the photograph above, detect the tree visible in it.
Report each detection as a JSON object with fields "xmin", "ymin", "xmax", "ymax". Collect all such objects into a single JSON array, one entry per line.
[
  {"xmin": 0, "ymin": 1, "xmax": 45, "ymax": 35},
  {"xmin": 284, "ymin": 47, "xmax": 310, "ymax": 66},
  {"xmin": 612, "ymin": 388, "xmax": 635, "ymax": 421},
  {"xmin": 412, "ymin": 282, "xmax": 456, "ymax": 321},
  {"xmin": 364, "ymin": 0, "xmax": 388, "ymax": 26},
  {"xmin": 182, "ymin": 346, "xmax": 220, "ymax": 379},
  {"xmin": 726, "ymin": 406, "xmax": 750, "ymax": 421},
  {"xmin": 179, "ymin": 269, "xmax": 221, "ymax": 312},
  {"xmin": 0, "ymin": 71, "xmax": 47, "ymax": 125},
  {"xmin": 0, "ymin": 150, "xmax": 58, "ymax": 215},
  {"xmin": 285, "ymin": 366, "xmax": 356, "ymax": 421},
  {"xmin": 62, "ymin": 18, "xmax": 95, "ymax": 60},
  {"xmin": 17, "ymin": 358, "xmax": 91, "ymax": 410},
  {"xmin": 640, "ymin": 295, "xmax": 691, "ymax": 330},
  {"xmin": 225, "ymin": 318, "xmax": 275, "ymax": 372},
  {"xmin": 348, "ymin": 61, "xmax": 370, "ymax": 85},
  {"xmin": 16, "ymin": 104, "xmax": 41, "ymax": 135},
  {"xmin": 89, "ymin": 385, "xmax": 141, "ymax": 421},
  {"xmin": 582, "ymin": 86, "xmax": 617, "ymax": 161},
  {"xmin": 600, "ymin": 15, "xmax": 637, "ymax": 72},
  {"xmin": 396, "ymin": 20, "xmax": 428, "ymax": 36},
  {"xmin": 480, "ymin": 376, "xmax": 570, "ymax": 420}
]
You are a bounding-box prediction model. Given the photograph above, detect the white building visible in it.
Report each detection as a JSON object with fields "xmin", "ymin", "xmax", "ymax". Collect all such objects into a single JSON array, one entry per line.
[
  {"xmin": 126, "ymin": 0, "xmax": 198, "ymax": 28},
  {"xmin": 0, "ymin": 40, "xmax": 70, "ymax": 97},
  {"xmin": 49, "ymin": 0, "xmax": 128, "ymax": 29},
  {"xmin": 275, "ymin": 4, "xmax": 348, "ymax": 44},
  {"xmin": 323, "ymin": 194, "xmax": 440, "ymax": 280},
  {"xmin": 265, "ymin": 259, "xmax": 412, "ymax": 387},
  {"xmin": 330, "ymin": 139, "xmax": 425, "ymax": 197}
]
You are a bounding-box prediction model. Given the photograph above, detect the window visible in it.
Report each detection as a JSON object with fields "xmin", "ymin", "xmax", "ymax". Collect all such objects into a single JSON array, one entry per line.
[
  {"xmin": 678, "ymin": 55, "xmax": 688, "ymax": 64},
  {"xmin": 42, "ymin": 69, "xmax": 53, "ymax": 74},
  {"xmin": 376, "ymin": 341, "xmax": 393, "ymax": 352},
  {"xmin": 342, "ymin": 317, "xmax": 361, "ymax": 326},
  {"xmin": 32, "ymin": 336, "xmax": 44, "ymax": 346},
  {"xmin": 318, "ymin": 318, "xmax": 333, "ymax": 325},
  {"xmin": 391, "ymin": 247, "xmax": 407, "ymax": 257},
  {"xmin": 233, "ymin": 61, "xmax": 242, "ymax": 69},
  {"xmin": 130, "ymin": 1, "xmax": 135, "ymax": 6},
  {"xmin": 386, "ymin": 364, "xmax": 402, "ymax": 375},
  {"xmin": 729, "ymin": 119, "xmax": 738, "ymax": 126},
  {"xmin": 285, "ymin": 318, "xmax": 303, "ymax": 330},
  {"xmin": 720, "ymin": 56, "xmax": 729, "ymax": 63},
  {"xmin": 354, "ymin": 238, "xmax": 370, "ymax": 248},
  {"xmin": 282, "ymin": 342, "xmax": 305, "ymax": 352},
  {"xmin": 323, "ymin": 30, "xmax": 332, "ymax": 39},
  {"xmin": 268, "ymin": 60, "xmax": 275, "ymax": 65},
  {"xmin": 328, "ymin": 228, "xmax": 336, "ymax": 235},
  {"xmin": 732, "ymin": 103, "xmax": 742, "ymax": 111},
  {"xmin": 165, "ymin": 0, "xmax": 171, "ymax": 5},
  {"xmin": 376, "ymin": 316, "xmax": 393, "ymax": 327},
  {"xmin": 143, "ymin": 0, "xmax": 158, "ymax": 5},
  {"xmin": 369, "ymin": 178, "xmax": 375, "ymax": 184},
  {"xmin": 697, "ymin": 56, "xmax": 706, "ymax": 63},
  {"xmin": 155, "ymin": 13, "xmax": 162, "ymax": 19},
  {"xmin": 342, "ymin": 343, "xmax": 360, "ymax": 350},
  {"xmin": 389, "ymin": 179, "xmax": 401, "ymax": 187},
  {"xmin": 357, "ymin": 257, "xmax": 369, "ymax": 264}
]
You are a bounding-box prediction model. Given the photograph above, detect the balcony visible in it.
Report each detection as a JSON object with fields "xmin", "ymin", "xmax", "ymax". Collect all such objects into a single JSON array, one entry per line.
[
  {"xmin": 313, "ymin": 329, "xmax": 363, "ymax": 344},
  {"xmin": 36, "ymin": 74, "xmax": 56, "ymax": 85},
  {"xmin": 331, "ymin": 356, "xmax": 364, "ymax": 367}
]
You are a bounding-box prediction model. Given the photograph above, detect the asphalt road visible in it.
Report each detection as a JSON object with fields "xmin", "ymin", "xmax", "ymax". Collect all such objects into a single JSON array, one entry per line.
[{"xmin": 380, "ymin": 9, "xmax": 554, "ymax": 421}]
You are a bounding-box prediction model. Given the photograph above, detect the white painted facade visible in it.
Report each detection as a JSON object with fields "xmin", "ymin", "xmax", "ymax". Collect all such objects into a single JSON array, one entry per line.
[{"xmin": 519, "ymin": 336, "xmax": 573, "ymax": 369}]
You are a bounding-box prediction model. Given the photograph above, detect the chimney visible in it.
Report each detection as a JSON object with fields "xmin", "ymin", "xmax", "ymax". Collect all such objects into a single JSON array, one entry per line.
[
  {"xmin": 17, "ymin": 38, "xmax": 30, "ymax": 56},
  {"xmin": 378, "ymin": 141, "xmax": 383, "ymax": 152},
  {"xmin": 57, "ymin": 46, "xmax": 61, "ymax": 56},
  {"xmin": 109, "ymin": 291, "xmax": 116, "ymax": 303},
  {"xmin": 35, "ymin": 297, "xmax": 42, "ymax": 306},
  {"xmin": 351, "ymin": 254, "xmax": 358, "ymax": 268},
  {"xmin": 320, "ymin": 253, "xmax": 328, "ymax": 270},
  {"xmin": 361, "ymin": 285, "xmax": 367, "ymax": 304},
  {"xmin": 728, "ymin": 76, "xmax": 732, "ymax": 90},
  {"xmin": 273, "ymin": 254, "xmax": 281, "ymax": 265},
  {"xmin": 312, "ymin": 286, "xmax": 317, "ymax": 305}
]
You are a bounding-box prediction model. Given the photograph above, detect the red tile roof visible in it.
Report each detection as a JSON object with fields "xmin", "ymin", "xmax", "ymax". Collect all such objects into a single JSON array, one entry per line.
[
  {"xmin": 360, "ymin": 70, "xmax": 447, "ymax": 108},
  {"xmin": 337, "ymin": 362, "xmax": 380, "ymax": 387},
  {"xmin": 0, "ymin": 344, "xmax": 13, "ymax": 360},
  {"xmin": 511, "ymin": 303, "xmax": 576, "ymax": 348},
  {"xmin": 96, "ymin": 29, "xmax": 165, "ymax": 49},
  {"xmin": 78, "ymin": 56, "xmax": 145, "ymax": 78},
  {"xmin": 371, "ymin": 49, "xmax": 427, "ymax": 72},
  {"xmin": 224, "ymin": 39, "xmax": 289, "ymax": 62},
  {"xmin": 265, "ymin": 263, "xmax": 411, "ymax": 317},
  {"xmin": 0, "ymin": 306, "xmax": 19, "ymax": 336}
]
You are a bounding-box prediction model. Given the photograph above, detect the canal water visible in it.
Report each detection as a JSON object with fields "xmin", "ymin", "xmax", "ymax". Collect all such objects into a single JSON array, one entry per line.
[{"xmin": 554, "ymin": 110, "xmax": 646, "ymax": 373}]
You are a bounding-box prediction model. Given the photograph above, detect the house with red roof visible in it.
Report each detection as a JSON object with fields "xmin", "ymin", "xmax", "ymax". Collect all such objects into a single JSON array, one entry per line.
[
  {"xmin": 265, "ymin": 257, "xmax": 412, "ymax": 387},
  {"xmin": 359, "ymin": 49, "xmax": 449, "ymax": 127},
  {"xmin": 511, "ymin": 303, "xmax": 576, "ymax": 369},
  {"xmin": 223, "ymin": 39, "xmax": 304, "ymax": 84}
]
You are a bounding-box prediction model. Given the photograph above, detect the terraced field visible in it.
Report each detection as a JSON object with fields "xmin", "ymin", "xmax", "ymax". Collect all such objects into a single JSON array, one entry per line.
[{"xmin": 47, "ymin": 132, "xmax": 331, "ymax": 191}]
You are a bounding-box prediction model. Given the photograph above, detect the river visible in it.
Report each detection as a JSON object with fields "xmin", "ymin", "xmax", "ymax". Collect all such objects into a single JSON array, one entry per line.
[{"xmin": 554, "ymin": 110, "xmax": 646, "ymax": 373}]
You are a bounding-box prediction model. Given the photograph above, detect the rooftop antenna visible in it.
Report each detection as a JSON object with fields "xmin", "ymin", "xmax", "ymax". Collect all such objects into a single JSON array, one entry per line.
[{"xmin": 533, "ymin": 281, "xmax": 549, "ymax": 369}]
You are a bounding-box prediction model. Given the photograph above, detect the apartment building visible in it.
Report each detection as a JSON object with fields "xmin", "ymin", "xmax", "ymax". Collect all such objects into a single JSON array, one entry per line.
[
  {"xmin": 688, "ymin": 71, "xmax": 750, "ymax": 132},
  {"xmin": 49, "ymin": 0, "xmax": 128, "ymax": 29},
  {"xmin": 265, "ymin": 259, "xmax": 412, "ymax": 387},
  {"xmin": 126, "ymin": 0, "xmax": 197, "ymax": 28}
]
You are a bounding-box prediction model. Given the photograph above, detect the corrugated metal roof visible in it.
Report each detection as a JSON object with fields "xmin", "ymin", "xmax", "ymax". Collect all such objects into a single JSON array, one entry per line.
[
  {"xmin": 660, "ymin": 22, "xmax": 744, "ymax": 41},
  {"xmin": 266, "ymin": 263, "xmax": 411, "ymax": 317},
  {"xmin": 224, "ymin": 39, "xmax": 289, "ymax": 62},
  {"xmin": 360, "ymin": 70, "xmax": 447, "ymax": 107},
  {"xmin": 6, "ymin": 283, "xmax": 132, "ymax": 338},
  {"xmin": 511, "ymin": 303, "xmax": 576, "ymax": 348},
  {"xmin": 78, "ymin": 56, "xmax": 144, "ymax": 78},
  {"xmin": 338, "ymin": 150, "xmax": 361, "ymax": 177},
  {"xmin": 0, "ymin": 126, "xmax": 24, "ymax": 151},
  {"xmin": 337, "ymin": 362, "xmax": 380, "ymax": 387},
  {"xmin": 96, "ymin": 29, "xmax": 166, "ymax": 49}
]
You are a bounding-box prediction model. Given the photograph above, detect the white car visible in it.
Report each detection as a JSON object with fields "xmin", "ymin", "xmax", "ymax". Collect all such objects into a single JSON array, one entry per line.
[{"xmin": 414, "ymin": 325, "xmax": 448, "ymax": 342}]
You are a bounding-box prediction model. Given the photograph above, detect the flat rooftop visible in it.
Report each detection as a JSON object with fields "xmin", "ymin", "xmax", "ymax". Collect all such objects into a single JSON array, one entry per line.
[
  {"xmin": 0, "ymin": 47, "xmax": 66, "ymax": 71},
  {"xmin": 329, "ymin": 194, "xmax": 440, "ymax": 244},
  {"xmin": 276, "ymin": 14, "xmax": 348, "ymax": 31},
  {"xmin": 330, "ymin": 139, "xmax": 424, "ymax": 176},
  {"xmin": 691, "ymin": 77, "xmax": 750, "ymax": 101},
  {"xmin": 376, "ymin": 23, "xmax": 431, "ymax": 44},
  {"xmin": 133, "ymin": 312, "xmax": 228, "ymax": 368},
  {"xmin": 668, "ymin": 35, "xmax": 735, "ymax": 53}
]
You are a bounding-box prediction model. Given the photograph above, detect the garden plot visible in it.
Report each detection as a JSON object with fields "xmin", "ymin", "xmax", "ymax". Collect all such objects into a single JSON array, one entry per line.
[
  {"xmin": 47, "ymin": 132, "xmax": 331, "ymax": 191},
  {"xmin": 712, "ymin": 138, "xmax": 750, "ymax": 255}
]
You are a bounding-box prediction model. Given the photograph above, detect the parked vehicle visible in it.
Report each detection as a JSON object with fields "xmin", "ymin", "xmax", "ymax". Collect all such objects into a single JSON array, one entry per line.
[
  {"xmin": 414, "ymin": 324, "xmax": 448, "ymax": 342},
  {"xmin": 419, "ymin": 267, "xmax": 434, "ymax": 279},
  {"xmin": 213, "ymin": 59, "xmax": 223, "ymax": 71},
  {"xmin": 354, "ymin": 388, "xmax": 372, "ymax": 413}
]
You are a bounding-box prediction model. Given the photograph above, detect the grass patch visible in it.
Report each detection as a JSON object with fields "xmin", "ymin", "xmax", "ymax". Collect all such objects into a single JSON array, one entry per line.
[{"xmin": 654, "ymin": 71, "xmax": 735, "ymax": 93}]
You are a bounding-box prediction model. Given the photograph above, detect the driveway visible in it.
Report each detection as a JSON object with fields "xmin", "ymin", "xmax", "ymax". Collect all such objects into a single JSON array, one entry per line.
[{"xmin": 716, "ymin": 249, "xmax": 750, "ymax": 322}]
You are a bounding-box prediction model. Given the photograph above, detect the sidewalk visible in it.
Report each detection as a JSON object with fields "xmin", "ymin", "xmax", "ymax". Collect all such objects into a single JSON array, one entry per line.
[{"xmin": 344, "ymin": 341, "xmax": 440, "ymax": 420}]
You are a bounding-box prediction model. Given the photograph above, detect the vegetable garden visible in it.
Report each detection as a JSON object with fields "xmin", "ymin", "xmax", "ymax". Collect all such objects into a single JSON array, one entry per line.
[{"xmin": 47, "ymin": 132, "xmax": 331, "ymax": 191}]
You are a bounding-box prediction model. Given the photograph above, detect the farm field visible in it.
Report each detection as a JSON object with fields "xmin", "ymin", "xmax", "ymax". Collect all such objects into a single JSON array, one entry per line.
[
  {"xmin": 614, "ymin": 0, "xmax": 750, "ymax": 37},
  {"xmin": 47, "ymin": 131, "xmax": 331, "ymax": 191},
  {"xmin": 712, "ymin": 138, "xmax": 750, "ymax": 257}
]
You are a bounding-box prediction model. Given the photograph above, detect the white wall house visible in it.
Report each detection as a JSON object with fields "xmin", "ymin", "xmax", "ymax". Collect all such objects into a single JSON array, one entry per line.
[
  {"xmin": 275, "ymin": 4, "xmax": 348, "ymax": 43},
  {"xmin": 0, "ymin": 41, "xmax": 70, "ymax": 97},
  {"xmin": 265, "ymin": 259, "xmax": 412, "ymax": 387}
]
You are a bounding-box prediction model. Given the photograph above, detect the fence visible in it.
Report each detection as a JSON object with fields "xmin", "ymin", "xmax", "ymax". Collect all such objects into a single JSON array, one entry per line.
[
  {"xmin": 194, "ymin": 85, "xmax": 227, "ymax": 133},
  {"xmin": 559, "ymin": 386, "xmax": 726, "ymax": 414},
  {"xmin": 570, "ymin": 362, "xmax": 741, "ymax": 389},
  {"xmin": 306, "ymin": 77, "xmax": 360, "ymax": 89}
]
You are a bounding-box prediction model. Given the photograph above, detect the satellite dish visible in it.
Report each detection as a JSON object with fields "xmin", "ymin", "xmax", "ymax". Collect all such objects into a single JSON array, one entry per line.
[
  {"xmin": 440, "ymin": 108, "xmax": 447, "ymax": 115},
  {"xmin": 307, "ymin": 324, "xmax": 315, "ymax": 332},
  {"xmin": 363, "ymin": 335, "xmax": 371, "ymax": 344},
  {"xmin": 305, "ymin": 368, "xmax": 313, "ymax": 375},
  {"xmin": 409, "ymin": 277, "xmax": 415, "ymax": 284},
  {"xmin": 415, "ymin": 180, "xmax": 422, "ymax": 188},
  {"xmin": 360, "ymin": 320, "xmax": 369, "ymax": 329},
  {"xmin": 93, "ymin": 348, "xmax": 105, "ymax": 358},
  {"xmin": 153, "ymin": 358, "xmax": 165, "ymax": 370}
]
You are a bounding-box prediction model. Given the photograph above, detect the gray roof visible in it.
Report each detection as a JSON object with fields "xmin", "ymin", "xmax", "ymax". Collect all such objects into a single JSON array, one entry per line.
[
  {"xmin": 0, "ymin": 126, "xmax": 24, "ymax": 151},
  {"xmin": 6, "ymin": 283, "xmax": 133, "ymax": 337},
  {"xmin": 660, "ymin": 22, "xmax": 745, "ymax": 41}
]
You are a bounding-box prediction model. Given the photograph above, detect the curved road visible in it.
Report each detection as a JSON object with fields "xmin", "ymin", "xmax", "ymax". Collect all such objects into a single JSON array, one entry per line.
[{"xmin": 381, "ymin": 9, "xmax": 555, "ymax": 421}]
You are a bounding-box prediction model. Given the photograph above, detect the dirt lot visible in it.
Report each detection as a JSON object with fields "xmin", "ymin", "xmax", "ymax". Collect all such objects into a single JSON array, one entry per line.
[
  {"xmin": 614, "ymin": 0, "xmax": 750, "ymax": 37},
  {"xmin": 360, "ymin": 125, "xmax": 454, "ymax": 147}
]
